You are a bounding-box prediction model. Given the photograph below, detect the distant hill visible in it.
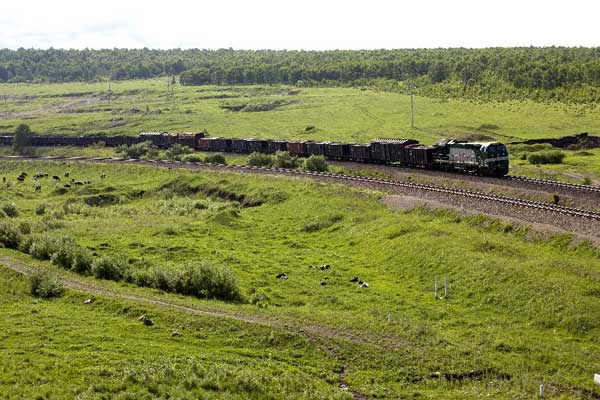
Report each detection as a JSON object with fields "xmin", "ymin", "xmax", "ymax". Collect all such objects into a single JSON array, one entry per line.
[{"xmin": 1, "ymin": 47, "xmax": 599, "ymax": 103}]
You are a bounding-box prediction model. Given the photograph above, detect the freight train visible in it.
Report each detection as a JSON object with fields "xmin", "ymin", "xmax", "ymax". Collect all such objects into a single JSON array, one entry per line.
[{"xmin": 0, "ymin": 131, "xmax": 509, "ymax": 176}]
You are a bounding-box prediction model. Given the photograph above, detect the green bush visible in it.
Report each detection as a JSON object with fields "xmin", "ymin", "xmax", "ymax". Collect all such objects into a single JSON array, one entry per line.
[
  {"xmin": 303, "ymin": 155, "xmax": 329, "ymax": 172},
  {"xmin": 92, "ymin": 255, "xmax": 128, "ymax": 281},
  {"xmin": 1, "ymin": 203, "xmax": 19, "ymax": 218},
  {"xmin": 173, "ymin": 262, "xmax": 243, "ymax": 302},
  {"xmin": 273, "ymin": 151, "xmax": 300, "ymax": 169},
  {"xmin": 527, "ymin": 151, "xmax": 566, "ymax": 165},
  {"xmin": 247, "ymin": 152, "xmax": 274, "ymax": 167},
  {"xmin": 0, "ymin": 221, "xmax": 23, "ymax": 249},
  {"xmin": 204, "ymin": 153, "xmax": 227, "ymax": 164},
  {"xmin": 116, "ymin": 141, "xmax": 159, "ymax": 160},
  {"xmin": 29, "ymin": 235, "xmax": 74, "ymax": 260},
  {"xmin": 165, "ymin": 144, "xmax": 193, "ymax": 161},
  {"xmin": 181, "ymin": 154, "xmax": 203, "ymax": 163},
  {"xmin": 49, "ymin": 241, "xmax": 92, "ymax": 275},
  {"xmin": 29, "ymin": 270, "xmax": 63, "ymax": 298}
]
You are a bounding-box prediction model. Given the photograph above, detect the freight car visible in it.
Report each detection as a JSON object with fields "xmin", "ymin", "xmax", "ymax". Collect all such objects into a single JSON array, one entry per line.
[{"xmin": 0, "ymin": 131, "xmax": 509, "ymax": 176}]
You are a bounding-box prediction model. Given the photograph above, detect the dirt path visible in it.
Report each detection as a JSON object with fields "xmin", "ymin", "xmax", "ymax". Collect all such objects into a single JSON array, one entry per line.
[{"xmin": 0, "ymin": 254, "xmax": 370, "ymax": 399}]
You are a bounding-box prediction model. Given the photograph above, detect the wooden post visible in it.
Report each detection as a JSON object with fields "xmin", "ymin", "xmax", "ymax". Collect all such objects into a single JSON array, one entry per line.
[
  {"xmin": 434, "ymin": 276, "xmax": 438, "ymax": 299},
  {"xmin": 444, "ymin": 276, "xmax": 448, "ymax": 298},
  {"xmin": 594, "ymin": 374, "xmax": 600, "ymax": 385},
  {"xmin": 539, "ymin": 384, "xmax": 544, "ymax": 397}
]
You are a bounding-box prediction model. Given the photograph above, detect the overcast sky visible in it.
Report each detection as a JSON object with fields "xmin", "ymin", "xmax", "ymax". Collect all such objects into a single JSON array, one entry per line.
[{"xmin": 1, "ymin": 0, "xmax": 599, "ymax": 50}]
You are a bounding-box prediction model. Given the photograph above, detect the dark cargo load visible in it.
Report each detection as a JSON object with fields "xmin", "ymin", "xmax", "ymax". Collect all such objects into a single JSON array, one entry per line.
[
  {"xmin": 325, "ymin": 142, "xmax": 351, "ymax": 159},
  {"xmin": 350, "ymin": 144, "xmax": 371, "ymax": 161},
  {"xmin": 305, "ymin": 141, "xmax": 327, "ymax": 156},
  {"xmin": 230, "ymin": 138, "xmax": 249, "ymax": 153},
  {"xmin": 370, "ymin": 138, "xmax": 419, "ymax": 162},
  {"xmin": 287, "ymin": 141, "xmax": 307, "ymax": 156},
  {"xmin": 403, "ymin": 144, "xmax": 433, "ymax": 166},
  {"xmin": 267, "ymin": 140, "xmax": 288, "ymax": 153},
  {"xmin": 247, "ymin": 138, "xmax": 269, "ymax": 153}
]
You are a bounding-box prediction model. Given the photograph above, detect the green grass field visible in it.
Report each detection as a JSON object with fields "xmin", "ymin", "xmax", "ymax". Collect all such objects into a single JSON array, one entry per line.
[
  {"xmin": 0, "ymin": 160, "xmax": 599, "ymax": 398},
  {"xmin": 1, "ymin": 79, "xmax": 599, "ymax": 145}
]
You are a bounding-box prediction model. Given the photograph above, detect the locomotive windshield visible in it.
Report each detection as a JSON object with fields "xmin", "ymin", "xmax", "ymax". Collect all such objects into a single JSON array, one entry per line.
[{"xmin": 484, "ymin": 144, "xmax": 508, "ymax": 158}]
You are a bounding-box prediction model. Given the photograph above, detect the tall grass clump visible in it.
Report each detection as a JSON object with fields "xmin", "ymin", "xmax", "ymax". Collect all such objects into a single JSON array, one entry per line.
[
  {"xmin": 1, "ymin": 203, "xmax": 19, "ymax": 218},
  {"xmin": 181, "ymin": 154, "xmax": 203, "ymax": 163},
  {"xmin": 29, "ymin": 270, "xmax": 63, "ymax": 298},
  {"xmin": 527, "ymin": 151, "xmax": 566, "ymax": 165},
  {"xmin": 92, "ymin": 255, "xmax": 128, "ymax": 281},
  {"xmin": 247, "ymin": 152, "xmax": 274, "ymax": 167},
  {"xmin": 174, "ymin": 262, "xmax": 243, "ymax": 302},
  {"xmin": 28, "ymin": 235, "xmax": 74, "ymax": 260},
  {"xmin": 0, "ymin": 221, "xmax": 23, "ymax": 249}
]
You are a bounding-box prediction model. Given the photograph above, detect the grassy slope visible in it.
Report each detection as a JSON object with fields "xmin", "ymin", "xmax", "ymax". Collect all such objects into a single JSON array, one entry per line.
[
  {"xmin": 1, "ymin": 80, "xmax": 599, "ymax": 144},
  {"xmin": 0, "ymin": 265, "xmax": 347, "ymax": 399},
  {"xmin": 0, "ymin": 160, "xmax": 598, "ymax": 398}
]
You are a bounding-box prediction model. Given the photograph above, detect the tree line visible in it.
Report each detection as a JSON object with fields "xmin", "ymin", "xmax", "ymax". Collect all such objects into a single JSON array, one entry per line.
[{"xmin": 1, "ymin": 47, "xmax": 599, "ymax": 102}]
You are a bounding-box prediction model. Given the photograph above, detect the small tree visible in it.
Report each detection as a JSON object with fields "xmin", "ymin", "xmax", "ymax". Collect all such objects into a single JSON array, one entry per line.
[{"xmin": 13, "ymin": 124, "xmax": 33, "ymax": 155}]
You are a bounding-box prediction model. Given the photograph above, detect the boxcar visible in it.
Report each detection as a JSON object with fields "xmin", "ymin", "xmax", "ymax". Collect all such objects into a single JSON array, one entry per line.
[
  {"xmin": 247, "ymin": 138, "xmax": 269, "ymax": 153},
  {"xmin": 230, "ymin": 138, "xmax": 249, "ymax": 153},
  {"xmin": 267, "ymin": 140, "xmax": 288, "ymax": 154},
  {"xmin": 370, "ymin": 139, "xmax": 419, "ymax": 162},
  {"xmin": 350, "ymin": 144, "xmax": 371, "ymax": 161},
  {"xmin": 403, "ymin": 144, "xmax": 433, "ymax": 166},
  {"xmin": 287, "ymin": 141, "xmax": 307, "ymax": 156},
  {"xmin": 325, "ymin": 142, "xmax": 351, "ymax": 159},
  {"xmin": 0, "ymin": 136, "xmax": 12, "ymax": 146},
  {"xmin": 305, "ymin": 141, "xmax": 326, "ymax": 156}
]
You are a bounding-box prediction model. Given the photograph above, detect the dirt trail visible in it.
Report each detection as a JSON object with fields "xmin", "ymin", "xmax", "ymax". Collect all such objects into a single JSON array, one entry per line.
[{"xmin": 0, "ymin": 254, "xmax": 370, "ymax": 399}]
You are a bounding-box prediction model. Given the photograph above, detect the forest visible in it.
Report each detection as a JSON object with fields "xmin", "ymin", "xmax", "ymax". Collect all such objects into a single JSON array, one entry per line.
[{"xmin": 1, "ymin": 47, "xmax": 600, "ymax": 102}]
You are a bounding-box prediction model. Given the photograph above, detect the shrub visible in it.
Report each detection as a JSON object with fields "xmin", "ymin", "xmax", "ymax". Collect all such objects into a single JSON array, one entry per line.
[
  {"xmin": 71, "ymin": 249, "xmax": 94, "ymax": 275},
  {"xmin": 29, "ymin": 235, "xmax": 74, "ymax": 260},
  {"xmin": 116, "ymin": 141, "xmax": 159, "ymax": 160},
  {"xmin": 173, "ymin": 262, "xmax": 243, "ymax": 302},
  {"xmin": 35, "ymin": 203, "xmax": 46, "ymax": 215},
  {"xmin": 303, "ymin": 155, "xmax": 329, "ymax": 172},
  {"xmin": 204, "ymin": 153, "xmax": 227, "ymax": 164},
  {"xmin": 247, "ymin": 152, "xmax": 274, "ymax": 167},
  {"xmin": 527, "ymin": 151, "xmax": 566, "ymax": 165},
  {"xmin": 273, "ymin": 151, "xmax": 300, "ymax": 169},
  {"xmin": 0, "ymin": 221, "xmax": 23, "ymax": 249},
  {"xmin": 92, "ymin": 255, "xmax": 128, "ymax": 281},
  {"xmin": 165, "ymin": 144, "xmax": 193, "ymax": 161},
  {"xmin": 1, "ymin": 203, "xmax": 19, "ymax": 218},
  {"xmin": 181, "ymin": 154, "xmax": 203, "ymax": 163},
  {"xmin": 29, "ymin": 270, "xmax": 63, "ymax": 298}
]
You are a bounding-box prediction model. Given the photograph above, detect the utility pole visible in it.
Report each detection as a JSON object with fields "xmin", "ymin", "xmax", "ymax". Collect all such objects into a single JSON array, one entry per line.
[{"xmin": 409, "ymin": 79, "xmax": 415, "ymax": 128}]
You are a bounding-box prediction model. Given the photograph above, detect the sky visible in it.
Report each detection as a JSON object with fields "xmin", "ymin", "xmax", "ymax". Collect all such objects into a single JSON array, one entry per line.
[{"xmin": 1, "ymin": 0, "xmax": 599, "ymax": 50}]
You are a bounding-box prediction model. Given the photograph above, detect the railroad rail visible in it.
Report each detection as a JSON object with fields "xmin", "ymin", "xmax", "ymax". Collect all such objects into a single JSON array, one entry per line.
[
  {"xmin": 504, "ymin": 175, "xmax": 600, "ymax": 194},
  {"xmin": 2, "ymin": 155, "xmax": 599, "ymax": 222}
]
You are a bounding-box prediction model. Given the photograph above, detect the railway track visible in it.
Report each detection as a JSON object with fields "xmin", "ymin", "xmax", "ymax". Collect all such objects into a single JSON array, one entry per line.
[
  {"xmin": 3, "ymin": 155, "xmax": 599, "ymax": 223},
  {"xmin": 504, "ymin": 175, "xmax": 600, "ymax": 194}
]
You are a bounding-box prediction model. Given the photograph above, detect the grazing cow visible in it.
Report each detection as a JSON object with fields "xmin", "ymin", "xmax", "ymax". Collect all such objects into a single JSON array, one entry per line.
[
  {"xmin": 360, "ymin": 282, "xmax": 369, "ymax": 288},
  {"xmin": 100, "ymin": 174, "xmax": 106, "ymax": 179},
  {"xmin": 276, "ymin": 273, "xmax": 288, "ymax": 280},
  {"xmin": 63, "ymin": 183, "xmax": 71, "ymax": 188},
  {"xmin": 64, "ymin": 172, "xmax": 70, "ymax": 178},
  {"xmin": 20, "ymin": 172, "xmax": 27, "ymax": 177},
  {"xmin": 74, "ymin": 181, "xmax": 84, "ymax": 185},
  {"xmin": 350, "ymin": 276, "xmax": 359, "ymax": 282},
  {"xmin": 2, "ymin": 177, "xmax": 5, "ymax": 183},
  {"xmin": 83, "ymin": 180, "xmax": 91, "ymax": 184},
  {"xmin": 320, "ymin": 264, "xmax": 331, "ymax": 271},
  {"xmin": 52, "ymin": 176, "xmax": 60, "ymax": 181},
  {"xmin": 34, "ymin": 184, "xmax": 41, "ymax": 192},
  {"xmin": 17, "ymin": 175, "xmax": 25, "ymax": 182}
]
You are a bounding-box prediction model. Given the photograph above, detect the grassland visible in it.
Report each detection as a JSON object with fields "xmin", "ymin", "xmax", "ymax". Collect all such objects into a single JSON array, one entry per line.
[
  {"xmin": 0, "ymin": 159, "xmax": 599, "ymax": 398},
  {"xmin": 1, "ymin": 79, "xmax": 599, "ymax": 145}
]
